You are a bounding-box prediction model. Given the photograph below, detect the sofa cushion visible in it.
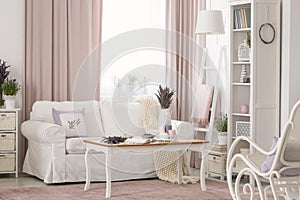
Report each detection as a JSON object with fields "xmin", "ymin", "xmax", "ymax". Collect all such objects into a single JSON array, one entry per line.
[
  {"xmin": 260, "ymin": 137, "xmax": 284, "ymax": 173},
  {"xmin": 66, "ymin": 137, "xmax": 103, "ymax": 154},
  {"xmin": 31, "ymin": 101, "xmax": 104, "ymax": 137},
  {"xmin": 100, "ymin": 100, "xmax": 146, "ymax": 136},
  {"xmin": 52, "ymin": 108, "xmax": 87, "ymax": 137}
]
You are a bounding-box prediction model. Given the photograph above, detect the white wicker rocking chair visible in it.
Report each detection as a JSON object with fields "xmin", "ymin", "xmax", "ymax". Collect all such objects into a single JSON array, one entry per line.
[{"xmin": 227, "ymin": 100, "xmax": 300, "ymax": 200}]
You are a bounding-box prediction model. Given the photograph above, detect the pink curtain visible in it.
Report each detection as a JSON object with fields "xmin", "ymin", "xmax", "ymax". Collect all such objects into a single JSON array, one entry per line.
[
  {"xmin": 23, "ymin": 0, "xmax": 102, "ymax": 120},
  {"xmin": 166, "ymin": 0, "xmax": 205, "ymax": 122},
  {"xmin": 166, "ymin": 0, "xmax": 205, "ymax": 168}
]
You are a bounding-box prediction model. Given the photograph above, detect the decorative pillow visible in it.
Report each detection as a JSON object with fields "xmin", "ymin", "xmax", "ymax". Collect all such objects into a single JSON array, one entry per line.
[
  {"xmin": 260, "ymin": 137, "xmax": 284, "ymax": 173},
  {"xmin": 52, "ymin": 108, "xmax": 87, "ymax": 137}
]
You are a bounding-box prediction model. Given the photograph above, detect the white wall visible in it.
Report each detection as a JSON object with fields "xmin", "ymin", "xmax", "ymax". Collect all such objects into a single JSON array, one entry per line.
[
  {"xmin": 0, "ymin": 0, "xmax": 24, "ymax": 170},
  {"xmin": 281, "ymin": 0, "xmax": 300, "ymax": 130},
  {"xmin": 0, "ymin": 0, "xmax": 24, "ymax": 109},
  {"xmin": 206, "ymin": 0, "xmax": 229, "ymax": 113}
]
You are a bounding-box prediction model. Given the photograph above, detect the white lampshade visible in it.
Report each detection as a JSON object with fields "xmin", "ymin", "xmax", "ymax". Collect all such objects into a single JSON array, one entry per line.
[{"xmin": 195, "ymin": 10, "xmax": 225, "ymax": 35}]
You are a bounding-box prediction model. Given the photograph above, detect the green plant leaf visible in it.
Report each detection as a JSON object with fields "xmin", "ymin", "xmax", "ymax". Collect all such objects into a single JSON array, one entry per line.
[{"xmin": 1, "ymin": 78, "xmax": 21, "ymax": 96}]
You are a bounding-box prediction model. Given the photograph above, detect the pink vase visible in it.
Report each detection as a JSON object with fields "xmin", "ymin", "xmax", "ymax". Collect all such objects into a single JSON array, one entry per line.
[{"xmin": 241, "ymin": 104, "xmax": 249, "ymax": 114}]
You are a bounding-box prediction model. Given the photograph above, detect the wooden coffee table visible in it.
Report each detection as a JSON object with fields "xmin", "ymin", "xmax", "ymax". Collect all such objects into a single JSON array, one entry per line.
[{"xmin": 83, "ymin": 139, "xmax": 208, "ymax": 198}]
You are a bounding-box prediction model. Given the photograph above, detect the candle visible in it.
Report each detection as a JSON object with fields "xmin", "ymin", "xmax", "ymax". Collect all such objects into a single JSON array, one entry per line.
[{"xmin": 168, "ymin": 130, "xmax": 176, "ymax": 140}]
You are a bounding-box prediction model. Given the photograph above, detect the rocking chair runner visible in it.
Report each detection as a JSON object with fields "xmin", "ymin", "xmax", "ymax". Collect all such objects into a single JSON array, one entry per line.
[{"xmin": 227, "ymin": 100, "xmax": 300, "ymax": 200}]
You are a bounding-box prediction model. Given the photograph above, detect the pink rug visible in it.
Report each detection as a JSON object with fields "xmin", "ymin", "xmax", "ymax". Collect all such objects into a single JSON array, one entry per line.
[{"xmin": 0, "ymin": 179, "xmax": 232, "ymax": 200}]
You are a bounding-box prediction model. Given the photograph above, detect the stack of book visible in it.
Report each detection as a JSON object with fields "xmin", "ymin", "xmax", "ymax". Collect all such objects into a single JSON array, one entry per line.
[
  {"xmin": 212, "ymin": 144, "xmax": 227, "ymax": 153},
  {"xmin": 233, "ymin": 8, "xmax": 251, "ymax": 29}
]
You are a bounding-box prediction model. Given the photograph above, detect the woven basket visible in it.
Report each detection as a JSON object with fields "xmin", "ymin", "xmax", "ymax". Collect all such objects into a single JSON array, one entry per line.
[
  {"xmin": 0, "ymin": 113, "xmax": 16, "ymax": 130},
  {"xmin": 0, "ymin": 154, "xmax": 15, "ymax": 171},
  {"xmin": 208, "ymin": 155, "xmax": 225, "ymax": 174},
  {"xmin": 0, "ymin": 134, "xmax": 15, "ymax": 150}
]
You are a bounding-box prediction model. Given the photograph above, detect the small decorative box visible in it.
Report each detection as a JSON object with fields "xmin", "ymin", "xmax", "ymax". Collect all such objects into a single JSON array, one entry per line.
[{"xmin": 236, "ymin": 121, "xmax": 250, "ymax": 137}]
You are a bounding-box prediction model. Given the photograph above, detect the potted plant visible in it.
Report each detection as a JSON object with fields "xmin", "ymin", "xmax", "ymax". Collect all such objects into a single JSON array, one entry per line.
[
  {"xmin": 1, "ymin": 78, "xmax": 21, "ymax": 109},
  {"xmin": 0, "ymin": 59, "xmax": 11, "ymax": 106},
  {"xmin": 215, "ymin": 113, "xmax": 228, "ymax": 145},
  {"xmin": 155, "ymin": 85, "xmax": 175, "ymax": 133}
]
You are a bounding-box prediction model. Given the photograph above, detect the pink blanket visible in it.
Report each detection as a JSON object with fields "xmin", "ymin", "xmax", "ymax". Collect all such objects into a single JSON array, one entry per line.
[{"xmin": 191, "ymin": 84, "xmax": 214, "ymax": 126}]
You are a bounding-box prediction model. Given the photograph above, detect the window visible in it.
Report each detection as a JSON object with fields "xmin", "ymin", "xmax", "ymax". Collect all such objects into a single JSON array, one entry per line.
[{"xmin": 101, "ymin": 0, "xmax": 166, "ymax": 99}]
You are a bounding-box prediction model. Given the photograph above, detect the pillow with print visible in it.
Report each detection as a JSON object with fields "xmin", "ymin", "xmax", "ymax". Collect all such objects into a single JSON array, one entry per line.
[
  {"xmin": 52, "ymin": 108, "xmax": 87, "ymax": 138},
  {"xmin": 260, "ymin": 137, "xmax": 283, "ymax": 173}
]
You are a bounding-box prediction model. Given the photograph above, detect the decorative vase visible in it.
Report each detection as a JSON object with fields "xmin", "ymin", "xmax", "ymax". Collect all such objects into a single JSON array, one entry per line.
[
  {"xmin": 238, "ymin": 39, "xmax": 250, "ymax": 62},
  {"xmin": 158, "ymin": 109, "xmax": 171, "ymax": 132},
  {"xmin": 241, "ymin": 104, "xmax": 249, "ymax": 114},
  {"xmin": 4, "ymin": 95, "xmax": 16, "ymax": 109},
  {"xmin": 218, "ymin": 132, "xmax": 227, "ymax": 145},
  {"xmin": 240, "ymin": 65, "xmax": 248, "ymax": 83}
]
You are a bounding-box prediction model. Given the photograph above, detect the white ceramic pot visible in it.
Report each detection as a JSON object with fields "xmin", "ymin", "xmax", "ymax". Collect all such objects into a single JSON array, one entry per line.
[
  {"xmin": 4, "ymin": 95, "xmax": 16, "ymax": 109},
  {"xmin": 218, "ymin": 132, "xmax": 227, "ymax": 145},
  {"xmin": 158, "ymin": 109, "xmax": 171, "ymax": 131}
]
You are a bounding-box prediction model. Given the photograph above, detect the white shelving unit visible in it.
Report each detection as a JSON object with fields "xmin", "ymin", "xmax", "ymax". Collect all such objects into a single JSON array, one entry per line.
[
  {"xmin": 0, "ymin": 108, "xmax": 20, "ymax": 177},
  {"xmin": 228, "ymin": 0, "xmax": 281, "ymax": 167}
]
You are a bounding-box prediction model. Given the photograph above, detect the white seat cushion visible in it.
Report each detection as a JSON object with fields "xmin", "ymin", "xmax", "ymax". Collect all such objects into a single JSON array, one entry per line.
[{"xmin": 66, "ymin": 137, "xmax": 103, "ymax": 154}]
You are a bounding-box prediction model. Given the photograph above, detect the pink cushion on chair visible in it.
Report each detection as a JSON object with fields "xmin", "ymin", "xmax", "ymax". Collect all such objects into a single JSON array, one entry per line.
[
  {"xmin": 260, "ymin": 137, "xmax": 284, "ymax": 173},
  {"xmin": 260, "ymin": 137, "xmax": 300, "ymax": 176}
]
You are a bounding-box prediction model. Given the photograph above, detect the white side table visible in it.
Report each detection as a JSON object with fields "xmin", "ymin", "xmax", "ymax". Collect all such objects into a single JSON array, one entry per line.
[
  {"xmin": 83, "ymin": 139, "xmax": 208, "ymax": 198},
  {"xmin": 0, "ymin": 108, "xmax": 20, "ymax": 178}
]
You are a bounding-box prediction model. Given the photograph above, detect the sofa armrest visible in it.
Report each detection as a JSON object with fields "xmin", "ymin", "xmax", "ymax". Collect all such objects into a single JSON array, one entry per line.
[
  {"xmin": 171, "ymin": 120, "xmax": 194, "ymax": 140},
  {"xmin": 21, "ymin": 120, "xmax": 66, "ymax": 144}
]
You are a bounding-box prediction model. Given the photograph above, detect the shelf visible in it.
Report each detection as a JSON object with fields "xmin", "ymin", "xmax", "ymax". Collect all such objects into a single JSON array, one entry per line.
[
  {"xmin": 232, "ymin": 136, "xmax": 251, "ymax": 139},
  {"xmin": 0, "ymin": 151, "xmax": 16, "ymax": 153},
  {"xmin": 232, "ymin": 113, "xmax": 251, "ymax": 117},
  {"xmin": 232, "ymin": 83, "xmax": 251, "ymax": 86},
  {"xmin": 0, "ymin": 171, "xmax": 17, "ymax": 174},
  {"xmin": 0, "ymin": 109, "xmax": 19, "ymax": 177},
  {"xmin": 0, "ymin": 130, "xmax": 16, "ymax": 133},
  {"xmin": 0, "ymin": 108, "xmax": 21, "ymax": 111},
  {"xmin": 229, "ymin": 0, "xmax": 281, "ymax": 169},
  {"xmin": 233, "ymin": 28, "xmax": 251, "ymax": 32},
  {"xmin": 232, "ymin": 62, "xmax": 250, "ymax": 65}
]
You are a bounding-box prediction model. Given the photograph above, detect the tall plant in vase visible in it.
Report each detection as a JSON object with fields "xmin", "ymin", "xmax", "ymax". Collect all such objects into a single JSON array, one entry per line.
[
  {"xmin": 0, "ymin": 59, "xmax": 10, "ymax": 106},
  {"xmin": 155, "ymin": 85, "xmax": 175, "ymax": 134}
]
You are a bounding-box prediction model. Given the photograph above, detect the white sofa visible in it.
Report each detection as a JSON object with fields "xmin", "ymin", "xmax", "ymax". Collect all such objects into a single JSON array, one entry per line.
[{"xmin": 21, "ymin": 100, "xmax": 194, "ymax": 183}]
